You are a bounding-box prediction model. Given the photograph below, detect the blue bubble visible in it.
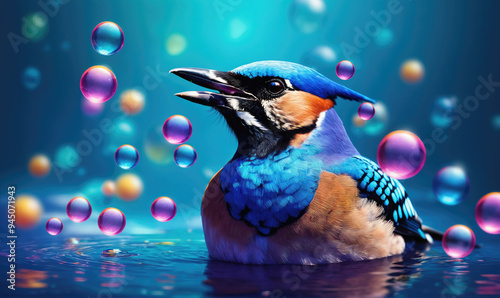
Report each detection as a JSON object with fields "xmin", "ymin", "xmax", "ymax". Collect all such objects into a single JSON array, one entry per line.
[
  {"xmin": 174, "ymin": 145, "xmax": 197, "ymax": 168},
  {"xmin": 22, "ymin": 67, "xmax": 41, "ymax": 90},
  {"xmin": 91, "ymin": 22, "xmax": 124, "ymax": 55},
  {"xmin": 374, "ymin": 28, "xmax": 394, "ymax": 47},
  {"xmin": 433, "ymin": 166, "xmax": 469, "ymax": 205},
  {"xmin": 289, "ymin": 0, "xmax": 326, "ymax": 34},
  {"xmin": 115, "ymin": 145, "xmax": 139, "ymax": 170},
  {"xmin": 55, "ymin": 145, "xmax": 80, "ymax": 170},
  {"xmin": 431, "ymin": 96, "xmax": 457, "ymax": 128}
]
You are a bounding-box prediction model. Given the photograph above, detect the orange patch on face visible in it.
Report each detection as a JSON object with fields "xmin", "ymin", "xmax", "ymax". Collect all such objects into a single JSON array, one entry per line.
[{"xmin": 274, "ymin": 91, "xmax": 334, "ymax": 128}]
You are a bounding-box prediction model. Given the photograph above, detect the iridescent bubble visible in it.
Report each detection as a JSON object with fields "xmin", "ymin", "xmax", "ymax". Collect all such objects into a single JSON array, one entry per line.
[
  {"xmin": 400, "ymin": 59, "xmax": 424, "ymax": 83},
  {"xmin": 374, "ymin": 27, "xmax": 394, "ymax": 47},
  {"xmin": 98, "ymin": 208, "xmax": 126, "ymax": 236},
  {"xmin": 431, "ymin": 96, "xmax": 457, "ymax": 128},
  {"xmin": 80, "ymin": 66, "xmax": 117, "ymax": 103},
  {"xmin": 151, "ymin": 197, "xmax": 177, "ymax": 222},
  {"xmin": 361, "ymin": 102, "xmax": 388, "ymax": 136},
  {"xmin": 289, "ymin": 0, "xmax": 326, "ymax": 34},
  {"xmin": 433, "ymin": 166, "xmax": 469, "ymax": 205},
  {"xmin": 81, "ymin": 97, "xmax": 104, "ymax": 117},
  {"xmin": 377, "ymin": 130, "xmax": 426, "ymax": 180},
  {"xmin": 144, "ymin": 126, "xmax": 172, "ymax": 165},
  {"xmin": 67, "ymin": 197, "xmax": 92, "ymax": 223},
  {"xmin": 163, "ymin": 115, "xmax": 193, "ymax": 144},
  {"xmin": 22, "ymin": 67, "xmax": 41, "ymax": 90},
  {"xmin": 116, "ymin": 173, "xmax": 143, "ymax": 201},
  {"xmin": 91, "ymin": 21, "xmax": 124, "ymax": 55},
  {"xmin": 46, "ymin": 217, "xmax": 63, "ymax": 236},
  {"xmin": 174, "ymin": 145, "xmax": 197, "ymax": 168},
  {"xmin": 115, "ymin": 145, "xmax": 139, "ymax": 170},
  {"xmin": 442, "ymin": 225, "xmax": 475, "ymax": 258},
  {"xmin": 28, "ymin": 154, "xmax": 51, "ymax": 177},
  {"xmin": 358, "ymin": 103, "xmax": 375, "ymax": 120},
  {"xmin": 475, "ymin": 192, "xmax": 500, "ymax": 234},
  {"xmin": 101, "ymin": 180, "xmax": 116, "ymax": 197},
  {"xmin": 336, "ymin": 60, "xmax": 355, "ymax": 80},
  {"xmin": 22, "ymin": 12, "xmax": 48, "ymax": 41},
  {"xmin": 119, "ymin": 89, "xmax": 145, "ymax": 115},
  {"xmin": 301, "ymin": 45, "xmax": 337, "ymax": 75},
  {"xmin": 166, "ymin": 33, "xmax": 187, "ymax": 56},
  {"xmin": 54, "ymin": 145, "xmax": 80, "ymax": 170},
  {"xmin": 15, "ymin": 195, "xmax": 42, "ymax": 229}
]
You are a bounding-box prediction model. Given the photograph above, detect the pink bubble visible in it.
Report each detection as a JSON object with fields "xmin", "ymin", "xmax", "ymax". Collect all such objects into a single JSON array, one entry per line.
[
  {"xmin": 377, "ymin": 130, "xmax": 426, "ymax": 180},
  {"xmin": 476, "ymin": 192, "xmax": 500, "ymax": 234},
  {"xmin": 163, "ymin": 115, "xmax": 192, "ymax": 144},
  {"xmin": 336, "ymin": 60, "xmax": 355, "ymax": 80},
  {"xmin": 98, "ymin": 208, "xmax": 126, "ymax": 236},
  {"xmin": 46, "ymin": 217, "xmax": 63, "ymax": 235},
  {"xmin": 80, "ymin": 66, "xmax": 117, "ymax": 103},
  {"xmin": 67, "ymin": 197, "xmax": 92, "ymax": 223},
  {"xmin": 442, "ymin": 225, "xmax": 475, "ymax": 258},
  {"xmin": 151, "ymin": 197, "xmax": 177, "ymax": 222},
  {"xmin": 358, "ymin": 102, "xmax": 375, "ymax": 120}
]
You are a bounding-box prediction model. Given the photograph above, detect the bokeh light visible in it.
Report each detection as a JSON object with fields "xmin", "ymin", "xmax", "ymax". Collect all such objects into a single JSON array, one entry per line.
[
  {"xmin": 166, "ymin": 33, "xmax": 187, "ymax": 55},
  {"xmin": 431, "ymin": 96, "xmax": 457, "ymax": 128},
  {"xmin": 288, "ymin": 0, "xmax": 326, "ymax": 34},
  {"xmin": 81, "ymin": 97, "xmax": 104, "ymax": 116},
  {"xmin": 22, "ymin": 12, "xmax": 48, "ymax": 41},
  {"xmin": 336, "ymin": 60, "xmax": 355, "ymax": 80},
  {"xmin": 174, "ymin": 144, "xmax": 197, "ymax": 168},
  {"xmin": 116, "ymin": 173, "xmax": 143, "ymax": 201},
  {"xmin": 144, "ymin": 126, "xmax": 172, "ymax": 165},
  {"xmin": 400, "ymin": 59, "xmax": 424, "ymax": 83},
  {"xmin": 361, "ymin": 102, "xmax": 388, "ymax": 136},
  {"xmin": 491, "ymin": 114, "xmax": 500, "ymax": 131},
  {"xmin": 15, "ymin": 195, "xmax": 43, "ymax": 229},
  {"xmin": 163, "ymin": 115, "xmax": 192, "ymax": 144},
  {"xmin": 300, "ymin": 45, "xmax": 337, "ymax": 75},
  {"xmin": 54, "ymin": 145, "xmax": 80, "ymax": 170},
  {"xmin": 358, "ymin": 102, "xmax": 375, "ymax": 120},
  {"xmin": 229, "ymin": 18, "xmax": 248, "ymax": 39},
  {"xmin": 98, "ymin": 208, "xmax": 126, "ymax": 236},
  {"xmin": 80, "ymin": 66, "xmax": 117, "ymax": 103},
  {"xmin": 46, "ymin": 217, "xmax": 63, "ymax": 236},
  {"xmin": 115, "ymin": 145, "xmax": 139, "ymax": 170},
  {"xmin": 66, "ymin": 197, "xmax": 92, "ymax": 223},
  {"xmin": 109, "ymin": 119, "xmax": 135, "ymax": 146},
  {"xmin": 374, "ymin": 27, "xmax": 394, "ymax": 47},
  {"xmin": 28, "ymin": 154, "xmax": 51, "ymax": 177},
  {"xmin": 433, "ymin": 166, "xmax": 469, "ymax": 205},
  {"xmin": 151, "ymin": 197, "xmax": 177, "ymax": 222},
  {"xmin": 22, "ymin": 67, "xmax": 41, "ymax": 90},
  {"xmin": 442, "ymin": 225, "xmax": 476, "ymax": 258},
  {"xmin": 475, "ymin": 192, "xmax": 500, "ymax": 234},
  {"xmin": 91, "ymin": 21, "xmax": 124, "ymax": 55},
  {"xmin": 119, "ymin": 89, "xmax": 145, "ymax": 115},
  {"xmin": 101, "ymin": 180, "xmax": 116, "ymax": 197},
  {"xmin": 377, "ymin": 130, "xmax": 426, "ymax": 180}
]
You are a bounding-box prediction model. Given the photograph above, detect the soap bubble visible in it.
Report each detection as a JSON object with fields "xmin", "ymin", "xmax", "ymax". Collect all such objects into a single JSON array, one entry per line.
[
  {"xmin": 400, "ymin": 59, "xmax": 424, "ymax": 83},
  {"xmin": 91, "ymin": 21, "xmax": 124, "ymax": 55},
  {"xmin": 22, "ymin": 67, "xmax": 41, "ymax": 90},
  {"xmin": 98, "ymin": 208, "xmax": 126, "ymax": 236},
  {"xmin": 101, "ymin": 180, "xmax": 116, "ymax": 197},
  {"xmin": 80, "ymin": 66, "xmax": 117, "ymax": 103},
  {"xmin": 22, "ymin": 12, "xmax": 48, "ymax": 41},
  {"xmin": 163, "ymin": 115, "xmax": 192, "ymax": 144},
  {"xmin": 28, "ymin": 154, "xmax": 51, "ymax": 177},
  {"xmin": 442, "ymin": 225, "xmax": 475, "ymax": 258},
  {"xmin": 433, "ymin": 166, "xmax": 469, "ymax": 205},
  {"xmin": 81, "ymin": 97, "xmax": 104, "ymax": 117},
  {"xmin": 114, "ymin": 145, "xmax": 139, "ymax": 170},
  {"xmin": 358, "ymin": 103, "xmax": 375, "ymax": 120},
  {"xmin": 66, "ymin": 197, "xmax": 92, "ymax": 223},
  {"xmin": 151, "ymin": 197, "xmax": 177, "ymax": 222},
  {"xmin": 289, "ymin": 0, "xmax": 326, "ymax": 34},
  {"xmin": 144, "ymin": 126, "xmax": 172, "ymax": 164},
  {"xmin": 374, "ymin": 27, "xmax": 394, "ymax": 47},
  {"xmin": 46, "ymin": 217, "xmax": 63, "ymax": 235},
  {"xmin": 166, "ymin": 33, "xmax": 187, "ymax": 56},
  {"xmin": 174, "ymin": 145, "xmax": 197, "ymax": 168},
  {"xmin": 475, "ymin": 192, "xmax": 500, "ymax": 234},
  {"xmin": 361, "ymin": 102, "xmax": 388, "ymax": 136},
  {"xmin": 15, "ymin": 195, "xmax": 43, "ymax": 229},
  {"xmin": 377, "ymin": 130, "xmax": 426, "ymax": 180},
  {"xmin": 300, "ymin": 45, "xmax": 337, "ymax": 75},
  {"xmin": 54, "ymin": 145, "xmax": 80, "ymax": 170},
  {"xmin": 336, "ymin": 60, "xmax": 355, "ymax": 80},
  {"xmin": 431, "ymin": 96, "xmax": 457, "ymax": 128},
  {"xmin": 116, "ymin": 173, "xmax": 143, "ymax": 201}
]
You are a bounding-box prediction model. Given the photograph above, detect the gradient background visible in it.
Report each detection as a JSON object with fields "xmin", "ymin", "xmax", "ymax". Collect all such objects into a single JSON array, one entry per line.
[{"xmin": 1, "ymin": 0, "xmax": 499, "ymax": 246}]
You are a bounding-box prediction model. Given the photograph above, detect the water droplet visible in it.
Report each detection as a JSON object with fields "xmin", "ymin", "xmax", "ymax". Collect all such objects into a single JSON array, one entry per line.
[
  {"xmin": 98, "ymin": 208, "xmax": 126, "ymax": 236},
  {"xmin": 163, "ymin": 115, "xmax": 192, "ymax": 144},
  {"xmin": 46, "ymin": 217, "xmax": 63, "ymax": 235},
  {"xmin": 80, "ymin": 66, "xmax": 117, "ymax": 103},
  {"xmin": 442, "ymin": 225, "xmax": 475, "ymax": 258},
  {"xmin": 400, "ymin": 59, "xmax": 424, "ymax": 83},
  {"xmin": 377, "ymin": 130, "xmax": 426, "ymax": 179},
  {"xmin": 115, "ymin": 145, "xmax": 139, "ymax": 170},
  {"xmin": 358, "ymin": 102, "xmax": 375, "ymax": 120},
  {"xmin": 336, "ymin": 60, "xmax": 355, "ymax": 80},
  {"xmin": 174, "ymin": 145, "xmax": 197, "ymax": 168},
  {"xmin": 91, "ymin": 22, "xmax": 124, "ymax": 55},
  {"xmin": 476, "ymin": 192, "xmax": 500, "ymax": 234},
  {"xmin": 67, "ymin": 197, "xmax": 92, "ymax": 223},
  {"xmin": 151, "ymin": 197, "xmax": 177, "ymax": 222},
  {"xmin": 433, "ymin": 166, "xmax": 469, "ymax": 205},
  {"xmin": 289, "ymin": 0, "xmax": 326, "ymax": 34}
]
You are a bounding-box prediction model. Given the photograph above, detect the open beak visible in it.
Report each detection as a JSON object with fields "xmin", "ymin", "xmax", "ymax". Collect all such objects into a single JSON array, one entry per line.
[{"xmin": 170, "ymin": 68, "xmax": 256, "ymax": 109}]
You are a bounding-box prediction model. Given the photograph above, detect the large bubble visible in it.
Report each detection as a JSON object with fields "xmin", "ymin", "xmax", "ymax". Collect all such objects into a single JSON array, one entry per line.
[
  {"xmin": 67, "ymin": 197, "xmax": 92, "ymax": 223},
  {"xmin": 98, "ymin": 208, "xmax": 126, "ymax": 236},
  {"xmin": 91, "ymin": 21, "xmax": 124, "ymax": 55},
  {"xmin": 475, "ymin": 192, "xmax": 500, "ymax": 234},
  {"xmin": 80, "ymin": 66, "xmax": 117, "ymax": 103},
  {"xmin": 151, "ymin": 197, "xmax": 177, "ymax": 222},
  {"xmin": 174, "ymin": 145, "xmax": 197, "ymax": 168},
  {"xmin": 442, "ymin": 225, "xmax": 475, "ymax": 258}
]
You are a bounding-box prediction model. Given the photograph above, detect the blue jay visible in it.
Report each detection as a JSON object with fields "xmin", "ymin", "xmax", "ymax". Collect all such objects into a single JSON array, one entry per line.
[{"xmin": 171, "ymin": 61, "xmax": 436, "ymax": 265}]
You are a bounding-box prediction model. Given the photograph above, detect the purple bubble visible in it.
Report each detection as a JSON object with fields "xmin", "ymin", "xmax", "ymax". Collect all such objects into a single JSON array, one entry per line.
[
  {"xmin": 46, "ymin": 217, "xmax": 63, "ymax": 235},
  {"xmin": 98, "ymin": 208, "xmax": 126, "ymax": 236},
  {"xmin": 358, "ymin": 102, "xmax": 375, "ymax": 120},
  {"xmin": 336, "ymin": 60, "xmax": 355, "ymax": 80},
  {"xmin": 476, "ymin": 192, "xmax": 500, "ymax": 234},
  {"xmin": 80, "ymin": 66, "xmax": 117, "ymax": 103},
  {"xmin": 174, "ymin": 144, "xmax": 197, "ymax": 168},
  {"xmin": 377, "ymin": 130, "xmax": 426, "ymax": 180},
  {"xmin": 67, "ymin": 197, "xmax": 92, "ymax": 223},
  {"xmin": 163, "ymin": 115, "xmax": 192, "ymax": 144},
  {"xmin": 442, "ymin": 225, "xmax": 475, "ymax": 258},
  {"xmin": 151, "ymin": 197, "xmax": 177, "ymax": 222}
]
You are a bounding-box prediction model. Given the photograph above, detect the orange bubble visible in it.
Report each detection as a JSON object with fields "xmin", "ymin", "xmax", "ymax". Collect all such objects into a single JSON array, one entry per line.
[
  {"xmin": 400, "ymin": 59, "xmax": 424, "ymax": 83},
  {"xmin": 28, "ymin": 154, "xmax": 51, "ymax": 177},
  {"xmin": 15, "ymin": 195, "xmax": 43, "ymax": 228},
  {"xmin": 101, "ymin": 180, "xmax": 116, "ymax": 197},
  {"xmin": 120, "ymin": 89, "xmax": 145, "ymax": 115},
  {"xmin": 116, "ymin": 173, "xmax": 143, "ymax": 201}
]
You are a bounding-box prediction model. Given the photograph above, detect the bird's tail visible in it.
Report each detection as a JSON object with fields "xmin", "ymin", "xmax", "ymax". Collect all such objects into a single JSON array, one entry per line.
[{"xmin": 422, "ymin": 225, "xmax": 481, "ymax": 248}]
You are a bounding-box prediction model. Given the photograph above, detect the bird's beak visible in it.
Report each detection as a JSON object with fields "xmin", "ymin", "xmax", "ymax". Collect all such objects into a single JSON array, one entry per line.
[{"xmin": 170, "ymin": 67, "xmax": 256, "ymax": 109}]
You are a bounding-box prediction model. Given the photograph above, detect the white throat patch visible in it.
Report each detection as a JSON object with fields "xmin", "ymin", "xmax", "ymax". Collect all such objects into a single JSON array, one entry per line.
[{"xmin": 236, "ymin": 111, "xmax": 268, "ymax": 131}]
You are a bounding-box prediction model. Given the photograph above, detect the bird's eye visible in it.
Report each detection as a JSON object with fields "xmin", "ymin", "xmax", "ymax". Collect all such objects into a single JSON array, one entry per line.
[{"xmin": 267, "ymin": 81, "xmax": 284, "ymax": 95}]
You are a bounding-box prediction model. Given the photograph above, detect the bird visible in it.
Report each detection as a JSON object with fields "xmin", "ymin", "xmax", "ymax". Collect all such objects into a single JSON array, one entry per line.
[{"xmin": 170, "ymin": 61, "xmax": 439, "ymax": 265}]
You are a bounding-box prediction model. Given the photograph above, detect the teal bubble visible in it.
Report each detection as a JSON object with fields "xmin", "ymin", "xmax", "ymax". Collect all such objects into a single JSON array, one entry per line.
[
  {"xmin": 54, "ymin": 145, "xmax": 80, "ymax": 170},
  {"xmin": 431, "ymin": 96, "xmax": 457, "ymax": 128},
  {"xmin": 174, "ymin": 145, "xmax": 197, "ymax": 168},
  {"xmin": 115, "ymin": 145, "xmax": 139, "ymax": 170},
  {"xmin": 433, "ymin": 166, "xmax": 469, "ymax": 205},
  {"xmin": 91, "ymin": 22, "xmax": 124, "ymax": 55}
]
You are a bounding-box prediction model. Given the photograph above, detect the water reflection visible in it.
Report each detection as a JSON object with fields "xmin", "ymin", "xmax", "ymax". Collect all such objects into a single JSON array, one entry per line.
[{"xmin": 17, "ymin": 269, "xmax": 48, "ymax": 289}]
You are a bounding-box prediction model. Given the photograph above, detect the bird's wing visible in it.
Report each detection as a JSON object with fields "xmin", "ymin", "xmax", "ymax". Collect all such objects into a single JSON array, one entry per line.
[{"xmin": 338, "ymin": 156, "xmax": 428, "ymax": 242}]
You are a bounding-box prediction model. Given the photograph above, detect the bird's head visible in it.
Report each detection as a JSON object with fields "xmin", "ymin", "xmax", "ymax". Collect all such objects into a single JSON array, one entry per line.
[{"xmin": 171, "ymin": 61, "xmax": 374, "ymax": 158}]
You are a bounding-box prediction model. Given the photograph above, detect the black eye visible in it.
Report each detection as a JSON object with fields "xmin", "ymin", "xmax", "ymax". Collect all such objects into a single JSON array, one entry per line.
[{"xmin": 267, "ymin": 81, "xmax": 284, "ymax": 95}]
